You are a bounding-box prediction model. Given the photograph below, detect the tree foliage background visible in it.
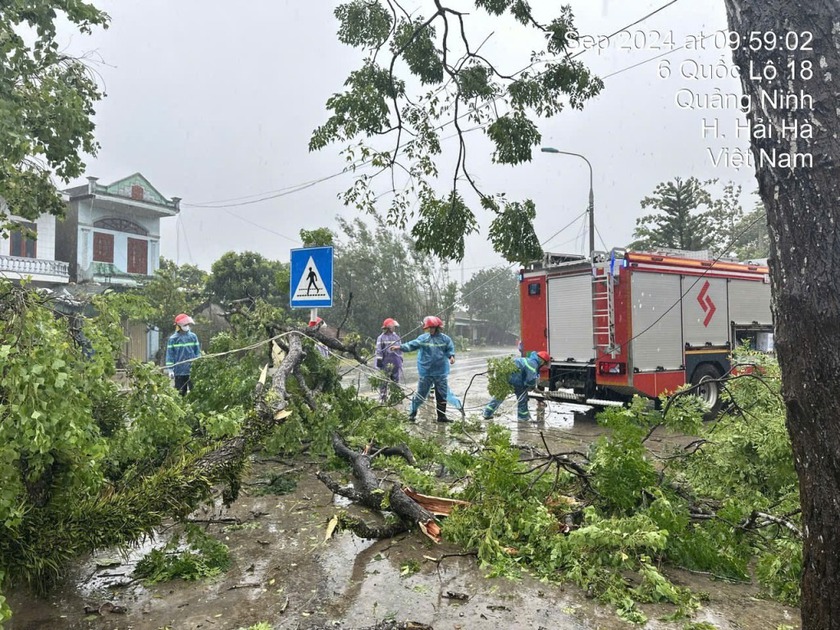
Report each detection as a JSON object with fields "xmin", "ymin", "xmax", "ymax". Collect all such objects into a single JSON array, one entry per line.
[
  {"xmin": 311, "ymin": 0, "xmax": 603, "ymax": 264},
  {"xmin": 329, "ymin": 217, "xmax": 457, "ymax": 340},
  {"xmin": 0, "ymin": 1, "xmax": 108, "ymax": 232},
  {"xmin": 630, "ymin": 177, "xmax": 769, "ymax": 260},
  {"xmin": 205, "ymin": 251, "xmax": 289, "ymax": 308},
  {"xmin": 460, "ymin": 266, "xmax": 519, "ymax": 343}
]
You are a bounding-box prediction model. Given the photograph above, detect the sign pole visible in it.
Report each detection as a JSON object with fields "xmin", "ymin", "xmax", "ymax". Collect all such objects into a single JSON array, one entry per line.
[{"xmin": 310, "ymin": 308, "xmax": 318, "ymax": 325}]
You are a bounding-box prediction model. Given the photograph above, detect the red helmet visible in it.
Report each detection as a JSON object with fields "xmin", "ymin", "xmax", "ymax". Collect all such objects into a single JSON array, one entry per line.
[
  {"xmin": 308, "ymin": 316, "xmax": 324, "ymax": 327},
  {"xmin": 536, "ymin": 351, "xmax": 551, "ymax": 364},
  {"xmin": 422, "ymin": 315, "xmax": 443, "ymax": 329},
  {"xmin": 174, "ymin": 313, "xmax": 194, "ymax": 326},
  {"xmin": 382, "ymin": 318, "xmax": 399, "ymax": 328}
]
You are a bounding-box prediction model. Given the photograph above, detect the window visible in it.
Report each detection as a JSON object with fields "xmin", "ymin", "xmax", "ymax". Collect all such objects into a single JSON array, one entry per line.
[
  {"xmin": 93, "ymin": 232, "xmax": 114, "ymax": 263},
  {"xmin": 127, "ymin": 237, "xmax": 148, "ymax": 274},
  {"xmin": 10, "ymin": 222, "xmax": 37, "ymax": 258}
]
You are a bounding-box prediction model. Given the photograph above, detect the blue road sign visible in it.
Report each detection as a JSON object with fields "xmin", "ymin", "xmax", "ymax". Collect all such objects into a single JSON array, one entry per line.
[{"xmin": 290, "ymin": 246, "xmax": 333, "ymax": 308}]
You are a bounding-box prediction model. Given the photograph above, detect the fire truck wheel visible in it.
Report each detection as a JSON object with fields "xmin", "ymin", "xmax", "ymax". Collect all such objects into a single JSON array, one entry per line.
[{"xmin": 690, "ymin": 364, "xmax": 722, "ymax": 419}]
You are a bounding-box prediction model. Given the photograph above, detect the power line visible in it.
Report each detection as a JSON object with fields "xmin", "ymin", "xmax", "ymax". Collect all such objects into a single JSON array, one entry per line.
[
  {"xmin": 175, "ymin": 0, "xmax": 684, "ymax": 211},
  {"xmin": 222, "ymin": 210, "xmax": 301, "ymax": 245},
  {"xmin": 186, "ymin": 171, "xmax": 350, "ymax": 206},
  {"xmin": 182, "ymin": 171, "xmax": 350, "ymax": 209}
]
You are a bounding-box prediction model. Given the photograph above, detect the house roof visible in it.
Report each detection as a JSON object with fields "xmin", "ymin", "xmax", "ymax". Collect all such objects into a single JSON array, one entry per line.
[
  {"xmin": 102, "ymin": 173, "xmax": 172, "ymax": 205},
  {"xmin": 65, "ymin": 173, "xmax": 179, "ymax": 212}
]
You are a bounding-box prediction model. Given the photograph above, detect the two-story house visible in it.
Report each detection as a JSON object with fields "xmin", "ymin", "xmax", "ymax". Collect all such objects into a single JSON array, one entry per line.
[
  {"xmin": 58, "ymin": 173, "xmax": 181, "ymax": 285},
  {"xmin": 2, "ymin": 173, "xmax": 181, "ymax": 363}
]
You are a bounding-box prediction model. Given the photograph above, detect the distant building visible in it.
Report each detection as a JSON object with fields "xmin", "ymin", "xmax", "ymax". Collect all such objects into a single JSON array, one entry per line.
[
  {"xmin": 0, "ymin": 202, "xmax": 71, "ymax": 286},
  {"xmin": 1, "ymin": 173, "xmax": 180, "ymax": 363},
  {"xmin": 58, "ymin": 173, "xmax": 180, "ymax": 286},
  {"xmin": 452, "ymin": 310, "xmax": 518, "ymax": 346}
]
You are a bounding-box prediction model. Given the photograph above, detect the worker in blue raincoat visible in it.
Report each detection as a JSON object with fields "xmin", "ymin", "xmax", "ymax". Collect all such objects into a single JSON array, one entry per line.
[
  {"xmin": 394, "ymin": 315, "xmax": 455, "ymax": 423},
  {"xmin": 483, "ymin": 350, "xmax": 551, "ymax": 421},
  {"xmin": 166, "ymin": 313, "xmax": 201, "ymax": 395}
]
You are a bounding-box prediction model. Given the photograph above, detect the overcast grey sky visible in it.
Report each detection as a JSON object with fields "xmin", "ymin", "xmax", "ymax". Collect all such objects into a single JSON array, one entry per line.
[{"xmin": 60, "ymin": 0, "xmax": 756, "ymax": 277}]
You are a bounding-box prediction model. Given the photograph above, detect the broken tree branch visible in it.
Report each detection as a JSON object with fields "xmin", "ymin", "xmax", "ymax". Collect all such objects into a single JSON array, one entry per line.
[{"xmin": 321, "ymin": 434, "xmax": 443, "ymax": 542}]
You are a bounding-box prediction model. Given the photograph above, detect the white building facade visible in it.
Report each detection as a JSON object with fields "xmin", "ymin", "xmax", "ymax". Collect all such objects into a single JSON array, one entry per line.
[{"xmin": 58, "ymin": 173, "xmax": 180, "ymax": 286}]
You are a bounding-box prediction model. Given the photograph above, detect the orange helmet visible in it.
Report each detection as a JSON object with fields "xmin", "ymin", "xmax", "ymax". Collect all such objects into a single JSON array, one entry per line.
[
  {"xmin": 536, "ymin": 351, "xmax": 551, "ymax": 364},
  {"xmin": 422, "ymin": 315, "xmax": 443, "ymax": 329},
  {"xmin": 382, "ymin": 318, "xmax": 399, "ymax": 328},
  {"xmin": 174, "ymin": 313, "xmax": 194, "ymax": 326}
]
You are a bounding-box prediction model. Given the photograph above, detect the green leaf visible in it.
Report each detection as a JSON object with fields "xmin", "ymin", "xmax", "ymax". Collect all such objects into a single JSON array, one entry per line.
[
  {"xmin": 410, "ymin": 191, "xmax": 477, "ymax": 261},
  {"xmin": 486, "ymin": 112, "xmax": 541, "ymax": 164},
  {"xmin": 486, "ymin": 198, "xmax": 543, "ymax": 264},
  {"xmin": 392, "ymin": 19, "xmax": 443, "ymax": 85},
  {"xmin": 335, "ymin": 0, "xmax": 392, "ymax": 48}
]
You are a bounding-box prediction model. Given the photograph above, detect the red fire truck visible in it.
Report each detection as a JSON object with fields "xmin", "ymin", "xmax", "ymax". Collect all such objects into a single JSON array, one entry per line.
[{"xmin": 519, "ymin": 248, "xmax": 773, "ymax": 413}]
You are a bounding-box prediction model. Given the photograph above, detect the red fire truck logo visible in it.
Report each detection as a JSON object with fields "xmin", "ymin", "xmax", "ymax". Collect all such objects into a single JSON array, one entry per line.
[{"xmin": 697, "ymin": 280, "xmax": 716, "ymax": 327}]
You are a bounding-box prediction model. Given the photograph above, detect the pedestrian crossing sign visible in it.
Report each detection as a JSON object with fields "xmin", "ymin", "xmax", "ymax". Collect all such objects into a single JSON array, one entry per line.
[{"xmin": 290, "ymin": 246, "xmax": 333, "ymax": 308}]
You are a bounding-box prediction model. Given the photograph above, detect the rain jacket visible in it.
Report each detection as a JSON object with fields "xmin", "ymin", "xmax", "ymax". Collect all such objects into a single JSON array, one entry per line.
[
  {"xmin": 375, "ymin": 330, "xmax": 403, "ymax": 373},
  {"xmin": 509, "ymin": 351, "xmax": 541, "ymax": 388},
  {"xmin": 165, "ymin": 330, "xmax": 201, "ymax": 376},
  {"xmin": 400, "ymin": 331, "xmax": 455, "ymax": 377}
]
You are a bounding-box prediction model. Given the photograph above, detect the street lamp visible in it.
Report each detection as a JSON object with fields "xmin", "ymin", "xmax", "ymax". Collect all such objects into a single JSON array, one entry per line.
[{"xmin": 540, "ymin": 147, "xmax": 595, "ymax": 256}]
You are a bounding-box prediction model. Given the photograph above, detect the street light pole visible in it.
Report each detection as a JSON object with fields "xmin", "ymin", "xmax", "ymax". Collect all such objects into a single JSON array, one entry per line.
[{"xmin": 540, "ymin": 147, "xmax": 595, "ymax": 256}]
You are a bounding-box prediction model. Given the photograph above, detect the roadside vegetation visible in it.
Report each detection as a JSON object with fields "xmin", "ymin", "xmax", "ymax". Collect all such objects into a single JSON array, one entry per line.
[{"xmin": 0, "ymin": 274, "xmax": 799, "ymax": 626}]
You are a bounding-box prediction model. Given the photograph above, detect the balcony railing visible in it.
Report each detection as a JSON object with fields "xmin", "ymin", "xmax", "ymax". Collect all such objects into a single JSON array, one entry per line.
[{"xmin": 0, "ymin": 255, "xmax": 70, "ymax": 279}]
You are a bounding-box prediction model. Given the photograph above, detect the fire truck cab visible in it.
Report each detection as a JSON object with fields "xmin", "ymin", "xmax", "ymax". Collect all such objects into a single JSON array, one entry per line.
[{"xmin": 519, "ymin": 248, "xmax": 773, "ymax": 413}]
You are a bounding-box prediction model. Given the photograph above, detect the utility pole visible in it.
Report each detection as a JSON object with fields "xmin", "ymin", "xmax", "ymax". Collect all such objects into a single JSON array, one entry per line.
[{"xmin": 540, "ymin": 147, "xmax": 595, "ymax": 256}]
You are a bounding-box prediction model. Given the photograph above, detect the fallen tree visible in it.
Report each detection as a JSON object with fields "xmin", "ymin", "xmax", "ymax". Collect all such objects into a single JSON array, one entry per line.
[
  {"xmin": 0, "ymin": 283, "xmax": 309, "ymax": 595},
  {"xmin": 308, "ymin": 348, "xmax": 801, "ymax": 625}
]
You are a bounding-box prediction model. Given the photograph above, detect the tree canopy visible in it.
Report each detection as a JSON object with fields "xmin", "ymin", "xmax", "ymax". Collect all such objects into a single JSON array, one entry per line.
[
  {"xmin": 205, "ymin": 251, "xmax": 289, "ymax": 308},
  {"xmin": 0, "ymin": 1, "xmax": 108, "ymax": 232},
  {"xmin": 329, "ymin": 216, "xmax": 456, "ymax": 339},
  {"xmin": 629, "ymin": 177, "xmax": 715, "ymax": 252},
  {"xmin": 135, "ymin": 259, "xmax": 208, "ymax": 337},
  {"xmin": 460, "ymin": 266, "xmax": 519, "ymax": 342},
  {"xmin": 630, "ymin": 178, "xmax": 770, "ymax": 260},
  {"xmin": 311, "ymin": 1, "xmax": 603, "ymax": 264},
  {"xmin": 708, "ymin": 187, "xmax": 770, "ymax": 261}
]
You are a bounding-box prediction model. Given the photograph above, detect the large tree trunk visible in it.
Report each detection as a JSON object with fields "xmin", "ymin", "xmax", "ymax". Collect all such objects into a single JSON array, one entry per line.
[{"xmin": 723, "ymin": 2, "xmax": 840, "ymax": 627}]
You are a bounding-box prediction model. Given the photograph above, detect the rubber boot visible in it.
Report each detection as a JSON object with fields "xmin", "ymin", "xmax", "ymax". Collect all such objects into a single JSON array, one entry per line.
[{"xmin": 435, "ymin": 392, "xmax": 451, "ymax": 423}]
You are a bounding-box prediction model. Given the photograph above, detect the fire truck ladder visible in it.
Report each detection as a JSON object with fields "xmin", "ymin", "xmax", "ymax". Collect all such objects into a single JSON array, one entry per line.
[{"xmin": 592, "ymin": 266, "xmax": 618, "ymax": 358}]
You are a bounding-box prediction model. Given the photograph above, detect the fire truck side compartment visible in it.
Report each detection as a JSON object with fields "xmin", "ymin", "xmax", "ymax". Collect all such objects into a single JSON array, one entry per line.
[
  {"xmin": 547, "ymin": 273, "xmax": 594, "ymax": 363},
  {"xmin": 681, "ymin": 276, "xmax": 729, "ymax": 347},
  {"xmin": 629, "ymin": 273, "xmax": 683, "ymax": 371},
  {"xmin": 519, "ymin": 272, "xmax": 547, "ymax": 355},
  {"xmin": 729, "ymin": 278, "xmax": 772, "ymax": 325}
]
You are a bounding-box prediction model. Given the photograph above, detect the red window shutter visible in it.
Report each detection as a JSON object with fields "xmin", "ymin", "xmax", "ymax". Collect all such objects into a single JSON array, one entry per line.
[
  {"xmin": 93, "ymin": 232, "xmax": 114, "ymax": 263},
  {"xmin": 127, "ymin": 238, "xmax": 148, "ymax": 274},
  {"xmin": 131, "ymin": 185, "xmax": 145, "ymax": 200}
]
